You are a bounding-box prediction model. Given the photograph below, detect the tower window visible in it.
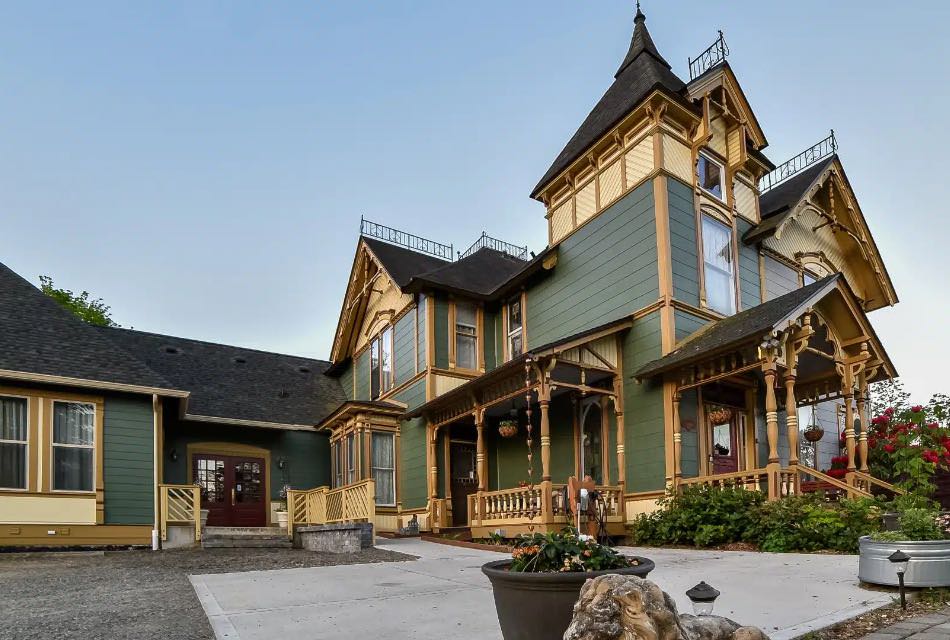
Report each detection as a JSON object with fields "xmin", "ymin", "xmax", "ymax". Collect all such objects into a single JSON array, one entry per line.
[
  {"xmin": 454, "ymin": 302, "xmax": 477, "ymax": 370},
  {"xmin": 697, "ymin": 152, "xmax": 725, "ymax": 201},
  {"xmin": 701, "ymin": 215, "xmax": 736, "ymax": 315}
]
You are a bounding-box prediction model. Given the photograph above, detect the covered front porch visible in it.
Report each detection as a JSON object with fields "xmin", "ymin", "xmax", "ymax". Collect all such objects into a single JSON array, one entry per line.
[
  {"xmin": 407, "ymin": 321, "xmax": 631, "ymax": 538},
  {"xmin": 638, "ymin": 275, "xmax": 901, "ymax": 501}
]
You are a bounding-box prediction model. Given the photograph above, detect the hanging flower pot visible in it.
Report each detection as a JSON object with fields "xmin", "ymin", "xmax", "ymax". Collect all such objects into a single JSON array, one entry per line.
[
  {"xmin": 706, "ymin": 406, "xmax": 733, "ymax": 425},
  {"xmin": 804, "ymin": 425, "xmax": 825, "ymax": 443},
  {"xmin": 498, "ymin": 419, "xmax": 518, "ymax": 438}
]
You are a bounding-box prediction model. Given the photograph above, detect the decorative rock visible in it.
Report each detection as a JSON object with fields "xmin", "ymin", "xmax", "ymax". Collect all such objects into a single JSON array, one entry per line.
[{"xmin": 564, "ymin": 574, "xmax": 769, "ymax": 640}]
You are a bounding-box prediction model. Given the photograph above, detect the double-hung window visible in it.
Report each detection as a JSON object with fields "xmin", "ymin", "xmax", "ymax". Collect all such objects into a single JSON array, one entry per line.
[
  {"xmin": 52, "ymin": 401, "xmax": 95, "ymax": 492},
  {"xmin": 333, "ymin": 441, "xmax": 343, "ymax": 488},
  {"xmin": 346, "ymin": 433, "xmax": 356, "ymax": 484},
  {"xmin": 370, "ymin": 327, "xmax": 394, "ymax": 399},
  {"xmin": 0, "ymin": 396, "xmax": 28, "ymax": 490},
  {"xmin": 701, "ymin": 216, "xmax": 737, "ymax": 315},
  {"xmin": 371, "ymin": 432, "xmax": 395, "ymax": 506},
  {"xmin": 697, "ymin": 152, "xmax": 725, "ymax": 201},
  {"xmin": 455, "ymin": 302, "xmax": 477, "ymax": 370},
  {"xmin": 507, "ymin": 297, "xmax": 523, "ymax": 360}
]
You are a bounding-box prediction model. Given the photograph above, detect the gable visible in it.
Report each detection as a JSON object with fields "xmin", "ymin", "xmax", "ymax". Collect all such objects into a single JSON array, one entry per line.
[
  {"xmin": 755, "ymin": 158, "xmax": 897, "ymax": 311},
  {"xmin": 686, "ymin": 62, "xmax": 767, "ymax": 153}
]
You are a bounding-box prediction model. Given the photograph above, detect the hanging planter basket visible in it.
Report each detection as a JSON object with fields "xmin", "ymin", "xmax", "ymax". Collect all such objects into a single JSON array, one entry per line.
[
  {"xmin": 706, "ymin": 406, "xmax": 733, "ymax": 425},
  {"xmin": 804, "ymin": 425, "xmax": 825, "ymax": 443},
  {"xmin": 498, "ymin": 420, "xmax": 518, "ymax": 438}
]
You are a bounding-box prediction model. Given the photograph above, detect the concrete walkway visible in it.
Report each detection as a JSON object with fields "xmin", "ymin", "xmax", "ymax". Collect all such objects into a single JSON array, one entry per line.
[
  {"xmin": 189, "ymin": 539, "xmax": 893, "ymax": 640},
  {"xmin": 861, "ymin": 608, "xmax": 950, "ymax": 640}
]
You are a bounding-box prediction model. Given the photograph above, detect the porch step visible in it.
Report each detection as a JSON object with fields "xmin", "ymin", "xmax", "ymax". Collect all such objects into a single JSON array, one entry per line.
[{"xmin": 201, "ymin": 526, "xmax": 292, "ymax": 549}]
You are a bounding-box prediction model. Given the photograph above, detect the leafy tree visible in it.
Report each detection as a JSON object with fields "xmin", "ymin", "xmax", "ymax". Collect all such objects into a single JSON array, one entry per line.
[{"xmin": 39, "ymin": 275, "xmax": 118, "ymax": 327}]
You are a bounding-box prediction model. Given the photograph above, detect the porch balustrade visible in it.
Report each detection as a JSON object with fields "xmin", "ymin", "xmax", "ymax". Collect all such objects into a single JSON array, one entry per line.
[
  {"xmin": 286, "ymin": 479, "xmax": 375, "ymax": 537},
  {"xmin": 159, "ymin": 483, "xmax": 201, "ymax": 542},
  {"xmin": 466, "ymin": 482, "xmax": 625, "ymax": 531},
  {"xmin": 679, "ymin": 465, "xmax": 900, "ymax": 500}
]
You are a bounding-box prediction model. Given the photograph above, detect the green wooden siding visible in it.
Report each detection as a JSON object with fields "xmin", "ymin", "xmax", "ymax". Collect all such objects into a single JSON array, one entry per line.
[
  {"xmin": 103, "ymin": 396, "xmax": 154, "ymax": 525},
  {"xmin": 763, "ymin": 255, "xmax": 799, "ymax": 301},
  {"xmin": 623, "ymin": 312, "xmax": 666, "ymax": 492},
  {"xmin": 416, "ymin": 295, "xmax": 427, "ymax": 372},
  {"xmin": 163, "ymin": 420, "xmax": 330, "ymax": 498},
  {"xmin": 483, "ymin": 308, "xmax": 497, "ymax": 371},
  {"xmin": 393, "ymin": 310, "xmax": 415, "ymax": 387},
  {"xmin": 393, "ymin": 379, "xmax": 427, "ymax": 509},
  {"xmin": 678, "ymin": 389, "xmax": 699, "ymax": 478},
  {"xmin": 737, "ymin": 219, "xmax": 761, "ymax": 310},
  {"xmin": 674, "ymin": 308, "xmax": 709, "ymax": 343},
  {"xmin": 339, "ymin": 362, "xmax": 354, "ymax": 401},
  {"xmin": 669, "ymin": 178, "xmax": 700, "ymax": 307},
  {"xmin": 526, "ymin": 180, "xmax": 659, "ymax": 348},
  {"xmin": 433, "ymin": 297, "xmax": 449, "ymax": 369},
  {"xmin": 354, "ymin": 348, "xmax": 370, "ymax": 401}
]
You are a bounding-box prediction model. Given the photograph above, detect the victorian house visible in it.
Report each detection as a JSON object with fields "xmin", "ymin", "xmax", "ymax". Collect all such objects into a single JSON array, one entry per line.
[{"xmin": 0, "ymin": 8, "xmax": 898, "ymax": 546}]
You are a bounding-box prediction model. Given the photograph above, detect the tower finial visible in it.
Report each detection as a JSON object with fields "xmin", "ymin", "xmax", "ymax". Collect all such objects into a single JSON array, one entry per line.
[{"xmin": 635, "ymin": 1, "xmax": 646, "ymax": 22}]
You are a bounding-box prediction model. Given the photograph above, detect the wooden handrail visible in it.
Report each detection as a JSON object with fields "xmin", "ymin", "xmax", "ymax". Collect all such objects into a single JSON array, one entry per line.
[
  {"xmin": 679, "ymin": 468, "xmax": 768, "ymax": 486},
  {"xmin": 849, "ymin": 470, "xmax": 906, "ymax": 496},
  {"xmin": 796, "ymin": 467, "xmax": 872, "ymax": 498},
  {"xmin": 159, "ymin": 483, "xmax": 201, "ymax": 542},
  {"xmin": 286, "ymin": 479, "xmax": 375, "ymax": 538}
]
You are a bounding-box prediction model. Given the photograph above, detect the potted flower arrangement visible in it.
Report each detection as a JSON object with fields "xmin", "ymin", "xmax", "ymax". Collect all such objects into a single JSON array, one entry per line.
[
  {"xmin": 481, "ymin": 529, "xmax": 654, "ymax": 640},
  {"xmin": 276, "ymin": 484, "xmax": 291, "ymax": 529},
  {"xmin": 859, "ymin": 508, "xmax": 950, "ymax": 587},
  {"xmin": 498, "ymin": 419, "xmax": 518, "ymax": 438}
]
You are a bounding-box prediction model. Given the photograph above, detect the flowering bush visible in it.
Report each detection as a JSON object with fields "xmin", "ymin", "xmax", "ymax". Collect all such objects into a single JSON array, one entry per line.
[
  {"xmin": 865, "ymin": 401, "xmax": 950, "ymax": 506},
  {"xmin": 826, "ymin": 454, "xmax": 848, "ymax": 479},
  {"xmin": 509, "ymin": 529, "xmax": 636, "ymax": 573}
]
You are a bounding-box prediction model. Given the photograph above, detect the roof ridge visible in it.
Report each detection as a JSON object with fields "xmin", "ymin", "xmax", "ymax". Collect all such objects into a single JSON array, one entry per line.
[{"xmin": 95, "ymin": 325, "xmax": 332, "ymax": 366}]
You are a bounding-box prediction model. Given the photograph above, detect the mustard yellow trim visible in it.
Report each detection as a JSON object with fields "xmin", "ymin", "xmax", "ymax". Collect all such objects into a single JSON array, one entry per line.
[{"xmin": 185, "ymin": 442, "xmax": 272, "ymax": 526}]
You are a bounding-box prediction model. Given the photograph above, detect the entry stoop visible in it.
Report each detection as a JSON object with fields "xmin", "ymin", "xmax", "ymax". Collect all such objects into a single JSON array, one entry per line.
[{"xmin": 201, "ymin": 526, "xmax": 292, "ymax": 549}]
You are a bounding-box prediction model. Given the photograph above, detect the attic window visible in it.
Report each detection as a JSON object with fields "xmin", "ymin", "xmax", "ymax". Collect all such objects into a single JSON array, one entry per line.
[
  {"xmin": 297, "ymin": 366, "xmax": 311, "ymax": 374},
  {"xmin": 277, "ymin": 390, "xmax": 290, "ymax": 399},
  {"xmin": 162, "ymin": 346, "xmax": 182, "ymax": 355},
  {"xmin": 232, "ymin": 356, "xmax": 247, "ymax": 364},
  {"xmin": 697, "ymin": 152, "xmax": 725, "ymax": 201}
]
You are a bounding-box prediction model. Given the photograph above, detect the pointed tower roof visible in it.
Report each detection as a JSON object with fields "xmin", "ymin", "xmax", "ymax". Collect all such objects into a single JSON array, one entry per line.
[{"xmin": 531, "ymin": 7, "xmax": 687, "ymax": 199}]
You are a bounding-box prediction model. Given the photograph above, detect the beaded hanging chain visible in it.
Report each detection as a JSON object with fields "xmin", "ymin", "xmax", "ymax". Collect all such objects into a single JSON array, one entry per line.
[{"xmin": 524, "ymin": 364, "xmax": 534, "ymax": 487}]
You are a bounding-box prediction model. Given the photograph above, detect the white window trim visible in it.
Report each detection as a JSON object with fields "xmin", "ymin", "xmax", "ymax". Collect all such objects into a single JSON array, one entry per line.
[
  {"xmin": 50, "ymin": 400, "xmax": 96, "ymax": 494},
  {"xmin": 700, "ymin": 214, "xmax": 738, "ymax": 316},
  {"xmin": 0, "ymin": 394, "xmax": 29, "ymax": 493},
  {"xmin": 454, "ymin": 303, "xmax": 478, "ymax": 371},
  {"xmin": 506, "ymin": 297, "xmax": 524, "ymax": 362},
  {"xmin": 698, "ymin": 151, "xmax": 726, "ymax": 203},
  {"xmin": 371, "ymin": 432, "xmax": 396, "ymax": 507}
]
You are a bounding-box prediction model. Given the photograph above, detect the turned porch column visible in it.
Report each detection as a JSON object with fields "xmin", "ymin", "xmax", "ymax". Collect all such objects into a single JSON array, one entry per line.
[
  {"xmin": 672, "ymin": 392, "xmax": 682, "ymax": 483},
  {"xmin": 763, "ymin": 356, "xmax": 781, "ymax": 500},
  {"xmin": 427, "ymin": 427, "xmax": 438, "ymax": 502},
  {"xmin": 784, "ymin": 372, "xmax": 799, "ymax": 468},
  {"xmin": 540, "ymin": 392, "xmax": 552, "ymax": 483},
  {"xmin": 857, "ymin": 373, "xmax": 870, "ymax": 473},
  {"xmin": 475, "ymin": 409, "xmax": 486, "ymax": 492},
  {"xmin": 841, "ymin": 367, "xmax": 857, "ymax": 474}
]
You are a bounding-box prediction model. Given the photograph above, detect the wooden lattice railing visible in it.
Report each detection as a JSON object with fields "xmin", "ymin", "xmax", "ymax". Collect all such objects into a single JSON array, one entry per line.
[
  {"xmin": 286, "ymin": 479, "xmax": 375, "ymax": 537},
  {"xmin": 159, "ymin": 484, "xmax": 201, "ymax": 542}
]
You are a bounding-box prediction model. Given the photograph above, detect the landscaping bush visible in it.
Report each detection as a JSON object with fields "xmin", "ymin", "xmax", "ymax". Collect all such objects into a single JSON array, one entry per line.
[{"xmin": 629, "ymin": 485, "xmax": 882, "ymax": 553}]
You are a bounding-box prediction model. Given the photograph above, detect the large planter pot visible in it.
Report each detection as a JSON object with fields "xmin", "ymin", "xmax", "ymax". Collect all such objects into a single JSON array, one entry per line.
[
  {"xmin": 276, "ymin": 511, "xmax": 289, "ymax": 529},
  {"xmin": 859, "ymin": 536, "xmax": 950, "ymax": 587},
  {"xmin": 481, "ymin": 557, "xmax": 655, "ymax": 640}
]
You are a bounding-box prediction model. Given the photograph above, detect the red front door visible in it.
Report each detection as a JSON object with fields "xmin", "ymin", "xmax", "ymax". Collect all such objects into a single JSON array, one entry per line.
[
  {"xmin": 711, "ymin": 419, "xmax": 739, "ymax": 475},
  {"xmin": 193, "ymin": 454, "xmax": 267, "ymax": 527}
]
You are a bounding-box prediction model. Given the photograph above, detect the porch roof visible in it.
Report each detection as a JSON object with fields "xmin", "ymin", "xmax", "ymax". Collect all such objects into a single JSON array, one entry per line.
[
  {"xmin": 635, "ymin": 274, "xmax": 896, "ymax": 380},
  {"xmin": 404, "ymin": 316, "xmax": 631, "ymax": 421}
]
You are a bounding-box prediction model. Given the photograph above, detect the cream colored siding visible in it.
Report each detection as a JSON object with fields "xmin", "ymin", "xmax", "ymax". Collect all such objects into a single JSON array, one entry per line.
[
  {"xmin": 734, "ymin": 180, "xmax": 757, "ymax": 221},
  {"xmin": 624, "ymin": 136, "xmax": 654, "ymax": 186},
  {"xmin": 727, "ymin": 127, "xmax": 742, "ymax": 163},
  {"xmin": 709, "ymin": 117, "xmax": 727, "ymax": 156},
  {"xmin": 600, "ymin": 159, "xmax": 623, "ymax": 207},
  {"xmin": 662, "ymin": 135, "xmax": 692, "ymax": 184},
  {"xmin": 551, "ymin": 200, "xmax": 573, "ymax": 243},
  {"xmin": 575, "ymin": 181, "xmax": 597, "ymax": 225}
]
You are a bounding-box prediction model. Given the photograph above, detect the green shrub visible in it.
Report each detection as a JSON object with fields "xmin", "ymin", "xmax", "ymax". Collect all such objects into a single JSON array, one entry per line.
[
  {"xmin": 629, "ymin": 486, "xmax": 882, "ymax": 553},
  {"xmin": 630, "ymin": 485, "xmax": 764, "ymax": 547},
  {"xmin": 872, "ymin": 508, "xmax": 946, "ymax": 542}
]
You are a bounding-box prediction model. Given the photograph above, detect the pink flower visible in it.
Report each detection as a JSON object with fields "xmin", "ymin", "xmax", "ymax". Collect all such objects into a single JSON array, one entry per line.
[
  {"xmin": 912, "ymin": 405, "xmax": 924, "ymax": 413},
  {"xmin": 885, "ymin": 407, "xmax": 895, "ymax": 416},
  {"xmin": 884, "ymin": 444, "xmax": 896, "ymax": 453}
]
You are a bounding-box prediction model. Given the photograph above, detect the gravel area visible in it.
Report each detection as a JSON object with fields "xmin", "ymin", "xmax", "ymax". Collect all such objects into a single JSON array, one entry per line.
[{"xmin": 0, "ymin": 546, "xmax": 415, "ymax": 640}]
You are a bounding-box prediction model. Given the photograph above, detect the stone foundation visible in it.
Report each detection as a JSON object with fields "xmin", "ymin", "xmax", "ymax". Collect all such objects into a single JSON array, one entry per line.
[{"xmin": 295, "ymin": 523, "xmax": 373, "ymax": 553}]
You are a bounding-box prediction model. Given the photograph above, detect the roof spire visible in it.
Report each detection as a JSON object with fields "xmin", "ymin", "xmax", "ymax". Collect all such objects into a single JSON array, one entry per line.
[{"xmin": 615, "ymin": 2, "xmax": 671, "ymax": 78}]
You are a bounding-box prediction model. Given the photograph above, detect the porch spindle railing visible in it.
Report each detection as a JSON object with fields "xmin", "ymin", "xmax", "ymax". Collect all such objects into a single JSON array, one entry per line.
[{"xmin": 286, "ymin": 479, "xmax": 375, "ymax": 538}]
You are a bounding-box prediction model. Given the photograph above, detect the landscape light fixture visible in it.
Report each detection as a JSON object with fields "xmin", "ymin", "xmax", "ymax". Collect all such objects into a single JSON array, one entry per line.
[
  {"xmin": 888, "ymin": 549, "xmax": 910, "ymax": 610},
  {"xmin": 686, "ymin": 581, "xmax": 720, "ymax": 616}
]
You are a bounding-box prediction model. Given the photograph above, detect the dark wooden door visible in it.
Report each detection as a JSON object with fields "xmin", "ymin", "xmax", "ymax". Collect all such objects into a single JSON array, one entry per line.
[
  {"xmin": 450, "ymin": 442, "xmax": 477, "ymax": 527},
  {"xmin": 711, "ymin": 420, "xmax": 739, "ymax": 474},
  {"xmin": 193, "ymin": 454, "xmax": 267, "ymax": 527}
]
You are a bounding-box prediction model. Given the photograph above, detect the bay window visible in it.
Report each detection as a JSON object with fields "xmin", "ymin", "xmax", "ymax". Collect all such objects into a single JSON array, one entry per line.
[
  {"xmin": 701, "ymin": 215, "xmax": 737, "ymax": 315},
  {"xmin": 52, "ymin": 401, "xmax": 95, "ymax": 492},
  {"xmin": 507, "ymin": 296, "xmax": 523, "ymax": 360},
  {"xmin": 0, "ymin": 396, "xmax": 28, "ymax": 490},
  {"xmin": 455, "ymin": 302, "xmax": 477, "ymax": 370},
  {"xmin": 371, "ymin": 432, "xmax": 395, "ymax": 506}
]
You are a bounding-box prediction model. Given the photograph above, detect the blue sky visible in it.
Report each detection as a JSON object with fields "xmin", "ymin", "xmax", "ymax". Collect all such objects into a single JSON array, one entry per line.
[{"xmin": 1, "ymin": 1, "xmax": 947, "ymax": 402}]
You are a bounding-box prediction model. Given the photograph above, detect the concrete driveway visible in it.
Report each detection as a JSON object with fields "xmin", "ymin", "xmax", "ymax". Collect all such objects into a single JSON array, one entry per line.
[{"xmin": 189, "ymin": 538, "xmax": 893, "ymax": 640}]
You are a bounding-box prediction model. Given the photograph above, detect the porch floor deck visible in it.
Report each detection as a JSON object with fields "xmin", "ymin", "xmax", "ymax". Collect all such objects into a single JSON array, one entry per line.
[{"xmin": 190, "ymin": 538, "xmax": 893, "ymax": 640}]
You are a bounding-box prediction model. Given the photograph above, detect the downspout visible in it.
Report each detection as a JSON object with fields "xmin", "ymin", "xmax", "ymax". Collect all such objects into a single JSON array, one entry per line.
[{"xmin": 152, "ymin": 394, "xmax": 160, "ymax": 551}]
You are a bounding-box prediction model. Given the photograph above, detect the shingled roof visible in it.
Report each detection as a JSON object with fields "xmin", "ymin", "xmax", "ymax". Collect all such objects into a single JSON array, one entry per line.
[
  {"xmin": 0, "ymin": 262, "xmax": 181, "ymax": 393},
  {"xmin": 635, "ymin": 275, "xmax": 840, "ymax": 379},
  {"xmin": 744, "ymin": 155, "xmax": 836, "ymax": 244},
  {"xmin": 531, "ymin": 8, "xmax": 688, "ymax": 198},
  {"xmin": 405, "ymin": 247, "xmax": 531, "ymax": 299},
  {"xmin": 361, "ymin": 236, "xmax": 450, "ymax": 288},
  {"xmin": 96, "ymin": 326, "xmax": 346, "ymax": 427}
]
